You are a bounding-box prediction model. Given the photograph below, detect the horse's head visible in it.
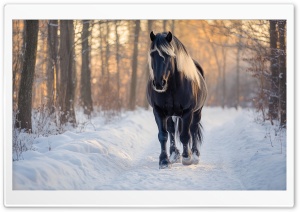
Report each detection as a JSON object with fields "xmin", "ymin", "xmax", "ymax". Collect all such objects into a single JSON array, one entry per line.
[{"xmin": 148, "ymin": 31, "xmax": 175, "ymax": 93}]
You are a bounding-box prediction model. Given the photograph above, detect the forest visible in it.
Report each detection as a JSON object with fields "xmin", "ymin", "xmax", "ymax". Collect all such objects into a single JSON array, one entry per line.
[{"xmin": 13, "ymin": 20, "xmax": 286, "ymax": 135}]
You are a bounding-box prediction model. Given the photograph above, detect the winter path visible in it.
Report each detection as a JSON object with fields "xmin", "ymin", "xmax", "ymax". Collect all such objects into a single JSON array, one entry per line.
[{"xmin": 13, "ymin": 108, "xmax": 286, "ymax": 190}]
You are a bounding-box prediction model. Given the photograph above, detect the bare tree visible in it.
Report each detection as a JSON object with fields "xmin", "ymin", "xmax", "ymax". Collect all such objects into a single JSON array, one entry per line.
[
  {"xmin": 115, "ymin": 20, "xmax": 121, "ymax": 109},
  {"xmin": 15, "ymin": 20, "xmax": 39, "ymax": 131},
  {"xmin": 129, "ymin": 20, "xmax": 141, "ymax": 110},
  {"xmin": 80, "ymin": 20, "xmax": 93, "ymax": 116},
  {"xmin": 235, "ymin": 38, "xmax": 241, "ymax": 109},
  {"xmin": 142, "ymin": 20, "xmax": 153, "ymax": 109},
  {"xmin": 171, "ymin": 20, "xmax": 175, "ymax": 33},
  {"xmin": 47, "ymin": 20, "xmax": 58, "ymax": 111},
  {"xmin": 13, "ymin": 21, "xmax": 25, "ymax": 107},
  {"xmin": 221, "ymin": 41, "xmax": 227, "ymax": 108},
  {"xmin": 234, "ymin": 22, "xmax": 243, "ymax": 109},
  {"xmin": 99, "ymin": 21, "xmax": 105, "ymax": 77},
  {"xmin": 163, "ymin": 20, "xmax": 167, "ymax": 32},
  {"xmin": 278, "ymin": 20, "xmax": 286, "ymax": 127},
  {"xmin": 59, "ymin": 20, "xmax": 76, "ymax": 125},
  {"xmin": 105, "ymin": 21, "xmax": 110, "ymax": 88},
  {"xmin": 268, "ymin": 20, "xmax": 279, "ymax": 120}
]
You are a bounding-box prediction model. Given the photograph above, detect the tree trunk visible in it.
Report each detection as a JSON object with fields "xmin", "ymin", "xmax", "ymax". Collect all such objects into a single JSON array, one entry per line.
[
  {"xmin": 129, "ymin": 20, "xmax": 140, "ymax": 110},
  {"xmin": 115, "ymin": 20, "xmax": 121, "ymax": 110},
  {"xmin": 99, "ymin": 21, "xmax": 105, "ymax": 77},
  {"xmin": 13, "ymin": 21, "xmax": 25, "ymax": 106},
  {"xmin": 59, "ymin": 20, "xmax": 76, "ymax": 125},
  {"xmin": 278, "ymin": 20, "xmax": 286, "ymax": 127},
  {"xmin": 221, "ymin": 46, "xmax": 227, "ymax": 108},
  {"xmin": 143, "ymin": 20, "xmax": 153, "ymax": 109},
  {"xmin": 163, "ymin": 20, "xmax": 167, "ymax": 32},
  {"xmin": 80, "ymin": 20, "xmax": 93, "ymax": 116},
  {"xmin": 105, "ymin": 21, "xmax": 110, "ymax": 88},
  {"xmin": 268, "ymin": 20, "xmax": 279, "ymax": 121},
  {"xmin": 15, "ymin": 20, "xmax": 39, "ymax": 131},
  {"xmin": 171, "ymin": 20, "xmax": 175, "ymax": 33},
  {"xmin": 236, "ymin": 36, "xmax": 241, "ymax": 109},
  {"xmin": 47, "ymin": 20, "xmax": 58, "ymax": 111}
]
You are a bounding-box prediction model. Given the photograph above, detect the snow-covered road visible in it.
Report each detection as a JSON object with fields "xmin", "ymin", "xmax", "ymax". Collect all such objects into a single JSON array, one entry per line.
[{"xmin": 13, "ymin": 107, "xmax": 286, "ymax": 190}]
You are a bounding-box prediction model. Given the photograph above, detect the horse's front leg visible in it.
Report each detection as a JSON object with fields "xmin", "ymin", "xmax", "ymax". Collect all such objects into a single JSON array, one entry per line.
[
  {"xmin": 167, "ymin": 117, "xmax": 181, "ymax": 163},
  {"xmin": 153, "ymin": 108, "xmax": 171, "ymax": 169},
  {"xmin": 180, "ymin": 109, "xmax": 193, "ymax": 166}
]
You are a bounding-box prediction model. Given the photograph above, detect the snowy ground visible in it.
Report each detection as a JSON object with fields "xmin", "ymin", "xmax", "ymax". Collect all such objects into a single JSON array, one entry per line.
[{"xmin": 13, "ymin": 107, "xmax": 286, "ymax": 190}]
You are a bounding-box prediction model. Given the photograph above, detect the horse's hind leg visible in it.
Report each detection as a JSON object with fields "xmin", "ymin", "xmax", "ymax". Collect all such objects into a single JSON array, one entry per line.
[
  {"xmin": 167, "ymin": 117, "xmax": 181, "ymax": 163},
  {"xmin": 190, "ymin": 108, "xmax": 203, "ymax": 164}
]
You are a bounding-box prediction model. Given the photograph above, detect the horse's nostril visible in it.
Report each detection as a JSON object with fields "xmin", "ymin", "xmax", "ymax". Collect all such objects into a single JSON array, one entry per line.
[
  {"xmin": 152, "ymin": 80, "xmax": 156, "ymax": 87},
  {"xmin": 162, "ymin": 79, "xmax": 166, "ymax": 86}
]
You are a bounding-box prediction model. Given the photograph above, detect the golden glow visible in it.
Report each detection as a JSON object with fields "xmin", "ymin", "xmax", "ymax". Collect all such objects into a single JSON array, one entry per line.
[{"xmin": 12, "ymin": 20, "xmax": 273, "ymax": 108}]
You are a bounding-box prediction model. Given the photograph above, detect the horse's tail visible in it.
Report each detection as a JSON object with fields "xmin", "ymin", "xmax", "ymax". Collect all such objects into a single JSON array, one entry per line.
[
  {"xmin": 191, "ymin": 108, "xmax": 203, "ymax": 148},
  {"xmin": 174, "ymin": 115, "xmax": 203, "ymax": 147},
  {"xmin": 193, "ymin": 122, "xmax": 203, "ymax": 146}
]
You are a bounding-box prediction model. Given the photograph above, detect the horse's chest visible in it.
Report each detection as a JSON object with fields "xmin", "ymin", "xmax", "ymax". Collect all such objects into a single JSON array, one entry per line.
[{"xmin": 160, "ymin": 95, "xmax": 182, "ymax": 116}]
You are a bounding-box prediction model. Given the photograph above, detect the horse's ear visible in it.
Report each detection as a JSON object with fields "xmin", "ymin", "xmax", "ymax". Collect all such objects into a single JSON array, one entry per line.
[
  {"xmin": 150, "ymin": 31, "xmax": 156, "ymax": 41},
  {"xmin": 166, "ymin": 31, "xmax": 172, "ymax": 42}
]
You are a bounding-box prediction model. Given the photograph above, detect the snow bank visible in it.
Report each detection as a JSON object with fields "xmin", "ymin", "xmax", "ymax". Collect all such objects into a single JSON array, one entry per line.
[{"xmin": 13, "ymin": 108, "xmax": 157, "ymax": 189}]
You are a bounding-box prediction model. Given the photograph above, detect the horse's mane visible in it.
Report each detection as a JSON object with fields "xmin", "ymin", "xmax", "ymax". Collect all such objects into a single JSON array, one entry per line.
[{"xmin": 148, "ymin": 32, "xmax": 201, "ymax": 88}]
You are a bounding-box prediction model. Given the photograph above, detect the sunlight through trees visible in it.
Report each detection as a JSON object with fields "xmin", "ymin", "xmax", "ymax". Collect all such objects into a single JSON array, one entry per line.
[{"xmin": 13, "ymin": 20, "xmax": 287, "ymax": 131}]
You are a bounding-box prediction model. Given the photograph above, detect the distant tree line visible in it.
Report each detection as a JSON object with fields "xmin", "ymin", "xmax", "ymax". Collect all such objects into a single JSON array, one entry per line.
[{"xmin": 12, "ymin": 20, "xmax": 286, "ymax": 133}]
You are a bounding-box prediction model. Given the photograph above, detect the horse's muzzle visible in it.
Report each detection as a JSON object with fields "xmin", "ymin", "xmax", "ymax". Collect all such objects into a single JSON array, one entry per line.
[{"xmin": 153, "ymin": 79, "xmax": 167, "ymax": 91}]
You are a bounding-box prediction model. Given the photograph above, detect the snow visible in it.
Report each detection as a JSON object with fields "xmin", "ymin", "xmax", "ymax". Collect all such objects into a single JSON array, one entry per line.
[{"xmin": 13, "ymin": 107, "xmax": 286, "ymax": 190}]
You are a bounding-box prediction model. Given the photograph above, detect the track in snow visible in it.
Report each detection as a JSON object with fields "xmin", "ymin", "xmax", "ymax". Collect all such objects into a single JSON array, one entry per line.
[{"xmin": 96, "ymin": 108, "xmax": 246, "ymax": 190}]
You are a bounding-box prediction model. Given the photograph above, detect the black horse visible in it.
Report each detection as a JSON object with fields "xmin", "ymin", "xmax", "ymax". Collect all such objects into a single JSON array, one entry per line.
[{"xmin": 147, "ymin": 31, "xmax": 208, "ymax": 169}]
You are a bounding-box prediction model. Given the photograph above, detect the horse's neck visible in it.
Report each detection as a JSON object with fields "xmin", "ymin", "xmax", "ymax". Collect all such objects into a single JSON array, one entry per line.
[{"xmin": 169, "ymin": 65, "xmax": 181, "ymax": 90}]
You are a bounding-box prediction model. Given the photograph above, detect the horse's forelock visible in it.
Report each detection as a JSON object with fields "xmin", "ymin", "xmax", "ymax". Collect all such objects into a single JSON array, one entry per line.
[
  {"xmin": 148, "ymin": 36, "xmax": 175, "ymax": 79},
  {"xmin": 151, "ymin": 39, "xmax": 175, "ymax": 58},
  {"xmin": 151, "ymin": 34, "xmax": 175, "ymax": 57}
]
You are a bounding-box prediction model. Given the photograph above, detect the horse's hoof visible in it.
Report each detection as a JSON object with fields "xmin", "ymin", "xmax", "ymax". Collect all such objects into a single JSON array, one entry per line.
[
  {"xmin": 182, "ymin": 155, "xmax": 193, "ymax": 166},
  {"xmin": 182, "ymin": 146, "xmax": 192, "ymax": 165},
  {"xmin": 169, "ymin": 150, "xmax": 181, "ymax": 164},
  {"xmin": 159, "ymin": 152, "xmax": 171, "ymax": 169},
  {"xmin": 192, "ymin": 152, "xmax": 200, "ymax": 165},
  {"xmin": 159, "ymin": 159, "xmax": 172, "ymax": 169},
  {"xmin": 192, "ymin": 149, "xmax": 200, "ymax": 164}
]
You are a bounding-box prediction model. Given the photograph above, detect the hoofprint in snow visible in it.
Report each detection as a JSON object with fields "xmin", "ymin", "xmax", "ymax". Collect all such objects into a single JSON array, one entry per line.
[{"xmin": 13, "ymin": 107, "xmax": 286, "ymax": 190}]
